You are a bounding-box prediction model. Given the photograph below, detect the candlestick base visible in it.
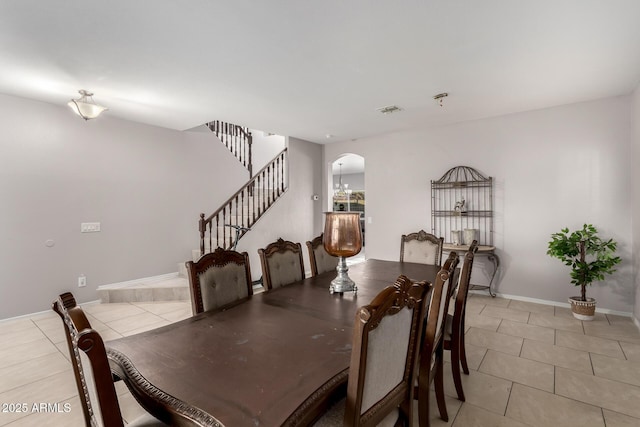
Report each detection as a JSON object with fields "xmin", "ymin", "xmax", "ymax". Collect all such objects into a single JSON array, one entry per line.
[{"xmin": 329, "ymin": 256, "xmax": 357, "ymax": 294}]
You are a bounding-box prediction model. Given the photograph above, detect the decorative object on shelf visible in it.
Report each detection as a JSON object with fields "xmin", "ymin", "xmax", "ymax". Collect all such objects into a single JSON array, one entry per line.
[
  {"xmin": 454, "ymin": 197, "xmax": 466, "ymax": 214},
  {"xmin": 464, "ymin": 228, "xmax": 478, "ymax": 245},
  {"xmin": 68, "ymin": 90, "xmax": 108, "ymax": 120},
  {"xmin": 323, "ymin": 212, "xmax": 362, "ymax": 294},
  {"xmin": 547, "ymin": 224, "xmax": 621, "ymax": 320},
  {"xmin": 451, "ymin": 230, "xmax": 462, "ymax": 246}
]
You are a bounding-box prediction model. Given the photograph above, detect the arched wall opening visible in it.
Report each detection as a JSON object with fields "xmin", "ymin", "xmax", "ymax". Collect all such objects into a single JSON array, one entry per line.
[{"xmin": 327, "ymin": 153, "xmax": 366, "ymax": 253}]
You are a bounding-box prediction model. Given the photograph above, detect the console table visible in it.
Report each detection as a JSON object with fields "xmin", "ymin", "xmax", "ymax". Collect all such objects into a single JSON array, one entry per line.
[{"xmin": 443, "ymin": 243, "xmax": 500, "ymax": 297}]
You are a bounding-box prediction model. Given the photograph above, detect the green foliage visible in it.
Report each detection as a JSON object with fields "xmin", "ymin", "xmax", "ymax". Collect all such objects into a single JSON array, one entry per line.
[{"xmin": 547, "ymin": 224, "xmax": 621, "ymax": 300}]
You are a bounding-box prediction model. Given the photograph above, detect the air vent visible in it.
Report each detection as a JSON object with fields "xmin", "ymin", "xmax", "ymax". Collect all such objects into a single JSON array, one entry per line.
[{"xmin": 376, "ymin": 105, "xmax": 403, "ymax": 115}]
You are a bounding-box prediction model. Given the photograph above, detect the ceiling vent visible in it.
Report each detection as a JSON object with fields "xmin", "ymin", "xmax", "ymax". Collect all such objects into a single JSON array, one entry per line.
[{"xmin": 376, "ymin": 105, "xmax": 403, "ymax": 115}]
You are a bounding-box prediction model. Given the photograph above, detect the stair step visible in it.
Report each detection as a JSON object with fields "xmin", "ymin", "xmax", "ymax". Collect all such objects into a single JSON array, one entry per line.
[{"xmin": 97, "ymin": 274, "xmax": 189, "ymax": 304}]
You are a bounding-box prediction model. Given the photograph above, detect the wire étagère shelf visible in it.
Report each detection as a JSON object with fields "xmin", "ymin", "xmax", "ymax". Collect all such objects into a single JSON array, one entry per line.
[
  {"xmin": 431, "ymin": 165, "xmax": 493, "ymax": 246},
  {"xmin": 431, "ymin": 165, "xmax": 498, "ymax": 296}
]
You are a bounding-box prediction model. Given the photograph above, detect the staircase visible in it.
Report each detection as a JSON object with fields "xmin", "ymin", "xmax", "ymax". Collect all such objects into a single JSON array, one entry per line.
[
  {"xmin": 206, "ymin": 120, "xmax": 253, "ymax": 178},
  {"xmin": 199, "ymin": 147, "xmax": 288, "ymax": 254},
  {"xmin": 99, "ymin": 122, "xmax": 287, "ymax": 304}
]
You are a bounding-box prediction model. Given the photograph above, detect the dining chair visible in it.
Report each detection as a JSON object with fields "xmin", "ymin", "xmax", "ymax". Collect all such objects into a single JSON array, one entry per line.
[
  {"xmin": 400, "ymin": 230, "xmax": 444, "ymax": 266},
  {"xmin": 314, "ymin": 275, "xmax": 431, "ymax": 427},
  {"xmin": 444, "ymin": 240, "xmax": 478, "ymax": 401},
  {"xmin": 185, "ymin": 247, "xmax": 253, "ymax": 315},
  {"xmin": 258, "ymin": 237, "xmax": 305, "ymax": 290},
  {"xmin": 415, "ymin": 251, "xmax": 459, "ymax": 427},
  {"xmin": 306, "ymin": 233, "xmax": 339, "ymax": 277},
  {"xmin": 52, "ymin": 292, "xmax": 168, "ymax": 427}
]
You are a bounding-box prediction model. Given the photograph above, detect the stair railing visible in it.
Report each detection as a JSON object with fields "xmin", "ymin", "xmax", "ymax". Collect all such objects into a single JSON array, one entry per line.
[
  {"xmin": 199, "ymin": 148, "xmax": 288, "ymax": 254},
  {"xmin": 206, "ymin": 121, "xmax": 253, "ymax": 178}
]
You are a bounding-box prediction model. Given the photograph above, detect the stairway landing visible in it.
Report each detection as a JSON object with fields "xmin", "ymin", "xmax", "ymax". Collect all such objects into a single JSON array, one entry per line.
[{"xmin": 97, "ymin": 273, "xmax": 189, "ymax": 304}]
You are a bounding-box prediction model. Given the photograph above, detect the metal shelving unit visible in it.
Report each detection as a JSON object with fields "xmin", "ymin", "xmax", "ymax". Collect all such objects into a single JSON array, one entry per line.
[
  {"xmin": 431, "ymin": 166, "xmax": 493, "ymax": 246},
  {"xmin": 431, "ymin": 166, "xmax": 498, "ymax": 296}
]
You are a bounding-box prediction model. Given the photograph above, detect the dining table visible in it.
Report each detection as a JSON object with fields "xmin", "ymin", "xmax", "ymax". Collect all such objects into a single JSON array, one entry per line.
[{"xmin": 106, "ymin": 259, "xmax": 444, "ymax": 427}]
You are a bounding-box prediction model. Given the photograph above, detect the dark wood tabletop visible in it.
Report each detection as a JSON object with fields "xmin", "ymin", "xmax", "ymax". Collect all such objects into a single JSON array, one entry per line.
[{"xmin": 106, "ymin": 259, "xmax": 442, "ymax": 427}]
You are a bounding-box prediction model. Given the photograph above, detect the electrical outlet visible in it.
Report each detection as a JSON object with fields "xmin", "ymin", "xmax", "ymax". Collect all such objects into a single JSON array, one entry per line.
[{"xmin": 78, "ymin": 275, "xmax": 86, "ymax": 287}]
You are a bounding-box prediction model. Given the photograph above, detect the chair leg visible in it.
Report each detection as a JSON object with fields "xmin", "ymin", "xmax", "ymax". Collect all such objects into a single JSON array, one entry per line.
[
  {"xmin": 434, "ymin": 347, "xmax": 448, "ymax": 422},
  {"xmin": 450, "ymin": 339, "xmax": 465, "ymax": 401},
  {"xmin": 416, "ymin": 381, "xmax": 431, "ymax": 427},
  {"xmin": 460, "ymin": 328, "xmax": 469, "ymax": 375}
]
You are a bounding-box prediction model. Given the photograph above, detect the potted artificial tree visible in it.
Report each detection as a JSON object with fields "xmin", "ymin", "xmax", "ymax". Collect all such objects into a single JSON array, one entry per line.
[{"xmin": 547, "ymin": 224, "xmax": 621, "ymax": 320}]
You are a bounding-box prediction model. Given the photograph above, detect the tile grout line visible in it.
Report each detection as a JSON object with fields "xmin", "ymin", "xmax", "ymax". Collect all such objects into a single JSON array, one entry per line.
[
  {"xmin": 29, "ymin": 317, "xmax": 72, "ymax": 364},
  {"xmin": 0, "ymin": 351, "xmax": 73, "ymax": 396},
  {"xmin": 616, "ymin": 340, "xmax": 628, "ymax": 361}
]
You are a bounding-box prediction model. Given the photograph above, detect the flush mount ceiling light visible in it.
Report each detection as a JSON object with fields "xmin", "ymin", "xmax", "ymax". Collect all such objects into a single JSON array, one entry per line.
[
  {"xmin": 433, "ymin": 93, "xmax": 449, "ymax": 107},
  {"xmin": 376, "ymin": 105, "xmax": 403, "ymax": 115},
  {"xmin": 67, "ymin": 90, "xmax": 108, "ymax": 120}
]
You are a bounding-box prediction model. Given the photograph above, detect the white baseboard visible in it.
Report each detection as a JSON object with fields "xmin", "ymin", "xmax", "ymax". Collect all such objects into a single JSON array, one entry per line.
[
  {"xmin": 97, "ymin": 272, "xmax": 180, "ymax": 290},
  {"xmin": 471, "ymin": 290, "xmax": 634, "ymax": 318},
  {"xmin": 0, "ymin": 299, "xmax": 102, "ymax": 324}
]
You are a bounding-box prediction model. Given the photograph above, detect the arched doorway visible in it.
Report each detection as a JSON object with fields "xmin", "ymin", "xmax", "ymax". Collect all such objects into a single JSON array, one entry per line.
[{"xmin": 330, "ymin": 154, "xmax": 365, "ymax": 259}]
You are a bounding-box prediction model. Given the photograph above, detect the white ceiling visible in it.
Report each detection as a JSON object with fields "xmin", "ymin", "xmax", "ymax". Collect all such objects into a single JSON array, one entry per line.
[{"xmin": 1, "ymin": 1, "xmax": 640, "ymax": 144}]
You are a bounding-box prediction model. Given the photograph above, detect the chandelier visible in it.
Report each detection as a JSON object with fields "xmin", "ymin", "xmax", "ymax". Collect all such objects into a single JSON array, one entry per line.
[{"xmin": 334, "ymin": 163, "xmax": 349, "ymax": 197}]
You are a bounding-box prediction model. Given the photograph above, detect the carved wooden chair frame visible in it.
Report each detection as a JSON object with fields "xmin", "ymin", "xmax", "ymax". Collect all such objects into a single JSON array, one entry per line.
[
  {"xmin": 305, "ymin": 234, "xmax": 324, "ymax": 277},
  {"xmin": 415, "ymin": 251, "xmax": 459, "ymax": 426},
  {"xmin": 186, "ymin": 247, "xmax": 253, "ymax": 314},
  {"xmin": 343, "ymin": 275, "xmax": 430, "ymax": 426},
  {"xmin": 444, "ymin": 240, "xmax": 478, "ymax": 401},
  {"xmin": 400, "ymin": 230, "xmax": 445, "ymax": 266},
  {"xmin": 52, "ymin": 292, "xmax": 126, "ymax": 427},
  {"xmin": 258, "ymin": 238, "xmax": 305, "ymax": 290}
]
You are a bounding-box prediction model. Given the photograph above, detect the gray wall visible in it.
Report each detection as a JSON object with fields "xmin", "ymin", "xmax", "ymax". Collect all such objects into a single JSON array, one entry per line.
[
  {"xmin": 0, "ymin": 94, "xmax": 322, "ymax": 319},
  {"xmin": 325, "ymin": 95, "xmax": 634, "ymax": 314}
]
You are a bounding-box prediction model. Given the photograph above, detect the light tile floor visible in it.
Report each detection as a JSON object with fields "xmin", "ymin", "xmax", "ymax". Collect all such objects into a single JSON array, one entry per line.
[{"xmin": 1, "ymin": 294, "xmax": 639, "ymax": 426}]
